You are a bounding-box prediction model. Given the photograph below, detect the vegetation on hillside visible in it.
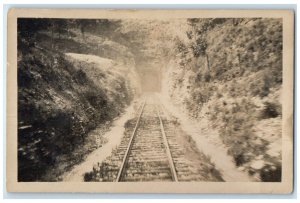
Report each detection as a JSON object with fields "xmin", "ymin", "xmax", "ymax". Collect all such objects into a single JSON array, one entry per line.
[
  {"xmin": 17, "ymin": 18, "xmax": 283, "ymax": 182},
  {"xmin": 17, "ymin": 19, "xmax": 136, "ymax": 181},
  {"xmin": 165, "ymin": 18, "xmax": 282, "ymax": 181}
]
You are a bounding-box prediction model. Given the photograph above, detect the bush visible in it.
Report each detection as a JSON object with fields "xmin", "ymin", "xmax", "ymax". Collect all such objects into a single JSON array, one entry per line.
[
  {"xmin": 74, "ymin": 69, "xmax": 88, "ymax": 85},
  {"xmin": 84, "ymin": 171, "xmax": 95, "ymax": 182},
  {"xmin": 249, "ymin": 71, "xmax": 274, "ymax": 98},
  {"xmin": 204, "ymin": 72, "xmax": 211, "ymax": 82},
  {"xmin": 260, "ymin": 163, "xmax": 281, "ymax": 182},
  {"xmin": 191, "ymin": 38, "xmax": 207, "ymax": 58},
  {"xmin": 209, "ymin": 99, "xmax": 260, "ymax": 166},
  {"xmin": 190, "ymin": 85, "xmax": 212, "ymax": 106},
  {"xmin": 260, "ymin": 101, "xmax": 281, "ymax": 119}
]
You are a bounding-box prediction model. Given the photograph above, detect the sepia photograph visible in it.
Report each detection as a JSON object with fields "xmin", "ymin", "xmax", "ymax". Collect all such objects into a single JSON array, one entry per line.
[{"xmin": 6, "ymin": 9, "xmax": 294, "ymax": 193}]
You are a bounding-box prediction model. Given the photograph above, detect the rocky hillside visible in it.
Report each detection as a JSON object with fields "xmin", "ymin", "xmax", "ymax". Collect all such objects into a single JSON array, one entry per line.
[
  {"xmin": 17, "ymin": 19, "xmax": 139, "ymax": 181},
  {"xmin": 162, "ymin": 18, "xmax": 282, "ymax": 181}
]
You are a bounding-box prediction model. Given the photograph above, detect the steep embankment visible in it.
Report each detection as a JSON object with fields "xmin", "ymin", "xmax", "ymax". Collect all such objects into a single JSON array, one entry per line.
[
  {"xmin": 162, "ymin": 18, "xmax": 282, "ymax": 181},
  {"xmin": 18, "ymin": 26, "xmax": 139, "ymax": 181}
]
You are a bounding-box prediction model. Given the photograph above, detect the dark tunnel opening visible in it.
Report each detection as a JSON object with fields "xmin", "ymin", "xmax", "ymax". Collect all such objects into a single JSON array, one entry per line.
[{"xmin": 139, "ymin": 68, "xmax": 161, "ymax": 92}]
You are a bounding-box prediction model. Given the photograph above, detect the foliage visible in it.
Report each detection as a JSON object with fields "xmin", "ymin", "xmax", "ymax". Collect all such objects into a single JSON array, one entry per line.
[
  {"xmin": 168, "ymin": 18, "xmax": 283, "ymax": 181},
  {"xmin": 260, "ymin": 101, "xmax": 282, "ymax": 119},
  {"xmin": 18, "ymin": 18, "xmax": 122, "ymax": 49},
  {"xmin": 17, "ymin": 36, "xmax": 132, "ymax": 181},
  {"xmin": 191, "ymin": 38, "xmax": 207, "ymax": 57},
  {"xmin": 260, "ymin": 162, "xmax": 282, "ymax": 182}
]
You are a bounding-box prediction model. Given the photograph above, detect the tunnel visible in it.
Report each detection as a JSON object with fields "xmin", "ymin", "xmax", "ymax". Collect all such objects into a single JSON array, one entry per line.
[{"xmin": 139, "ymin": 68, "xmax": 161, "ymax": 92}]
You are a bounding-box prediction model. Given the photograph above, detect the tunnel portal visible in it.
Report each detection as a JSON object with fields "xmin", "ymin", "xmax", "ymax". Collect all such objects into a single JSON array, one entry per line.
[{"xmin": 140, "ymin": 68, "xmax": 161, "ymax": 92}]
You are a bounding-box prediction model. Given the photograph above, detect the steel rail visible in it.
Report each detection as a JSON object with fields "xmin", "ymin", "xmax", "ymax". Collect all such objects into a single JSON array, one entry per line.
[
  {"xmin": 156, "ymin": 105, "xmax": 178, "ymax": 182},
  {"xmin": 116, "ymin": 99, "xmax": 146, "ymax": 182}
]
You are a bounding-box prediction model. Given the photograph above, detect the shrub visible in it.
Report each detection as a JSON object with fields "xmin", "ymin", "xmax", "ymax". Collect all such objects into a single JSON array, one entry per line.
[
  {"xmin": 209, "ymin": 99, "xmax": 259, "ymax": 166},
  {"xmin": 260, "ymin": 101, "xmax": 281, "ymax": 119},
  {"xmin": 191, "ymin": 38, "xmax": 207, "ymax": 58},
  {"xmin": 204, "ymin": 72, "xmax": 211, "ymax": 82},
  {"xmin": 74, "ymin": 69, "xmax": 88, "ymax": 85},
  {"xmin": 260, "ymin": 163, "xmax": 281, "ymax": 182},
  {"xmin": 84, "ymin": 171, "xmax": 95, "ymax": 181},
  {"xmin": 249, "ymin": 72, "xmax": 274, "ymax": 98}
]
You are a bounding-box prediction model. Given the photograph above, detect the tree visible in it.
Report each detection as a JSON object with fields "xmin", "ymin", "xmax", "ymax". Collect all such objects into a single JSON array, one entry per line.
[
  {"xmin": 18, "ymin": 18, "xmax": 71, "ymax": 49},
  {"xmin": 18, "ymin": 18, "xmax": 51, "ymax": 40},
  {"xmin": 75, "ymin": 19, "xmax": 97, "ymax": 39},
  {"xmin": 54, "ymin": 19, "xmax": 68, "ymax": 39}
]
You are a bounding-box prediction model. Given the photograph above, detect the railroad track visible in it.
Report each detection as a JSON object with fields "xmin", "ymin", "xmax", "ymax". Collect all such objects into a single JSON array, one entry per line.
[
  {"xmin": 89, "ymin": 96, "xmax": 223, "ymax": 182},
  {"xmin": 115, "ymin": 98, "xmax": 178, "ymax": 182}
]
